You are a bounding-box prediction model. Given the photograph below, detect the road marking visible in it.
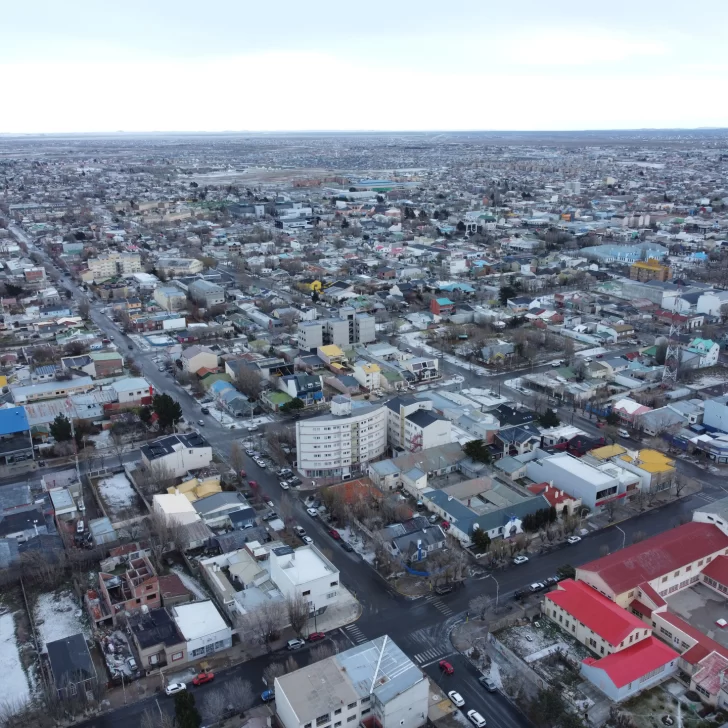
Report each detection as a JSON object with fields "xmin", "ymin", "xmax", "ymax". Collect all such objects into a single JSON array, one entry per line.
[
  {"xmin": 424, "ymin": 596, "xmax": 454, "ymax": 616},
  {"xmin": 695, "ymin": 493, "xmax": 716, "ymax": 502},
  {"xmin": 343, "ymin": 624, "xmax": 367, "ymax": 644}
]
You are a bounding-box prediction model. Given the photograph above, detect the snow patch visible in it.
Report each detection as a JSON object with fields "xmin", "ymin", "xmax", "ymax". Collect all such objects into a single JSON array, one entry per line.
[
  {"xmin": 171, "ymin": 567, "xmax": 210, "ymax": 601},
  {"xmin": 0, "ymin": 612, "xmax": 31, "ymax": 707},
  {"xmin": 97, "ymin": 473, "xmax": 137, "ymax": 515},
  {"xmin": 34, "ymin": 590, "xmax": 89, "ymax": 651}
]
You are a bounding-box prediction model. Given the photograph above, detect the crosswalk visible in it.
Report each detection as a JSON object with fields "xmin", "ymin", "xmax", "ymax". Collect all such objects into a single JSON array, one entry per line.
[
  {"xmin": 695, "ymin": 493, "xmax": 717, "ymax": 503},
  {"xmin": 412, "ymin": 647, "xmax": 451, "ymax": 665},
  {"xmin": 342, "ymin": 624, "xmax": 367, "ymax": 644},
  {"xmin": 424, "ymin": 595, "xmax": 454, "ymax": 617}
]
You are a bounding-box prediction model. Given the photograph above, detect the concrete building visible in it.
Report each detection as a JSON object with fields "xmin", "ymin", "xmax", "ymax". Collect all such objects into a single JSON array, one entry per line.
[
  {"xmin": 629, "ymin": 259, "xmax": 671, "ymax": 282},
  {"xmin": 269, "ymin": 544, "xmax": 340, "ymax": 614},
  {"xmin": 274, "ymin": 636, "xmax": 428, "ymax": 728},
  {"xmin": 0, "ymin": 406, "xmax": 34, "ymax": 465},
  {"xmin": 188, "ymin": 279, "xmax": 225, "ymax": 308},
  {"xmin": 86, "ymin": 253, "xmax": 142, "ymax": 282},
  {"xmin": 181, "ymin": 345, "xmax": 218, "ymax": 374},
  {"xmin": 129, "ymin": 608, "xmax": 187, "ymax": 670},
  {"xmin": 154, "ymin": 286, "xmax": 188, "ymax": 312},
  {"xmin": 170, "ymin": 600, "xmax": 232, "ymax": 660},
  {"xmin": 157, "ymin": 258, "xmax": 204, "ymax": 276},
  {"xmin": 526, "ymin": 450, "xmax": 641, "ymax": 510},
  {"xmin": 296, "ymin": 396, "xmax": 388, "ymax": 479},
  {"xmin": 386, "ymin": 396, "xmax": 451, "ymax": 453}
]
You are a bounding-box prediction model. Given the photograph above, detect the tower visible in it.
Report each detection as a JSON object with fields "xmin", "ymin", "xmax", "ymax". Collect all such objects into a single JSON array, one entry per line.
[{"xmin": 662, "ymin": 310, "xmax": 681, "ymax": 384}]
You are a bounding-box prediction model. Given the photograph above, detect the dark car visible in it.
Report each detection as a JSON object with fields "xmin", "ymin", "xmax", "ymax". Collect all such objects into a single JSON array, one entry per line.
[
  {"xmin": 201, "ymin": 407, "xmax": 210, "ymax": 415},
  {"xmin": 513, "ymin": 590, "xmax": 525, "ymax": 600},
  {"xmin": 435, "ymin": 584, "xmax": 454, "ymax": 595},
  {"xmin": 339, "ymin": 541, "xmax": 354, "ymax": 552}
]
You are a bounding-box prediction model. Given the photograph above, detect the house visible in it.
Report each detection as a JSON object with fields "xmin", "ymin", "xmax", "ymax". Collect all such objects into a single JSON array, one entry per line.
[
  {"xmin": 181, "ymin": 345, "xmax": 218, "ymax": 374},
  {"xmin": 682, "ymin": 338, "xmax": 720, "ymax": 369},
  {"xmin": 401, "ymin": 356, "xmax": 440, "ymax": 383},
  {"xmin": 270, "ymin": 544, "xmax": 340, "ymax": 612},
  {"xmin": 352, "ymin": 361, "xmax": 381, "ymax": 391},
  {"xmin": 612, "ymin": 398, "xmax": 652, "ymax": 425},
  {"xmin": 157, "ymin": 258, "xmax": 204, "ymax": 276},
  {"xmin": 111, "ymin": 377, "xmax": 153, "ymax": 406},
  {"xmin": 480, "ymin": 342, "xmax": 515, "ymax": 365},
  {"xmin": 630, "ymin": 259, "xmax": 671, "ymax": 282},
  {"xmin": 170, "ymin": 600, "xmax": 232, "ymax": 660},
  {"xmin": 704, "ymin": 396, "xmax": 728, "ymax": 433},
  {"xmin": 46, "ymin": 633, "xmax": 98, "ymax": 700},
  {"xmin": 154, "ymin": 286, "xmax": 188, "ymax": 312},
  {"xmin": 384, "ymin": 517, "xmax": 446, "ymax": 563},
  {"xmin": 494, "ymin": 423, "xmax": 542, "ymax": 458},
  {"xmin": 193, "ymin": 491, "xmax": 252, "ymax": 528},
  {"xmin": 430, "ymin": 297, "xmax": 455, "ymax": 317},
  {"xmin": 188, "ymin": 279, "xmax": 225, "ymax": 308},
  {"xmin": 128, "ymin": 608, "xmax": 187, "ymax": 670},
  {"xmin": 0, "ymin": 406, "xmax": 34, "ymax": 465},
  {"xmin": 274, "ymin": 636, "xmax": 428, "ymax": 728},
  {"xmin": 296, "ymin": 397, "xmax": 388, "ymax": 479},
  {"xmin": 278, "ymin": 374, "xmax": 324, "ymax": 407},
  {"xmin": 141, "ymin": 432, "xmax": 212, "ymax": 478},
  {"xmin": 526, "ymin": 482, "xmax": 582, "ymax": 516}
]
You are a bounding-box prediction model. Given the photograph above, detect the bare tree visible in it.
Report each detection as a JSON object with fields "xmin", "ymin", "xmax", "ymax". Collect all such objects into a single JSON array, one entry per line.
[
  {"xmin": 263, "ymin": 662, "xmax": 285, "ymax": 687},
  {"xmin": 286, "ymin": 594, "xmax": 310, "ymax": 637},
  {"xmin": 201, "ymin": 690, "xmax": 229, "ymax": 725},
  {"xmin": 238, "ymin": 600, "xmax": 286, "ymax": 652},
  {"xmin": 284, "ymin": 655, "xmax": 299, "ymax": 675},
  {"xmin": 222, "ymin": 678, "xmax": 255, "ymax": 715},
  {"xmin": 235, "ymin": 367, "xmax": 263, "ymax": 400},
  {"xmin": 142, "ymin": 510, "xmax": 186, "ymax": 571},
  {"xmin": 310, "ymin": 642, "xmax": 337, "ymax": 662},
  {"xmin": 230, "ymin": 442, "xmax": 245, "ymax": 481},
  {"xmin": 673, "ymin": 474, "xmax": 693, "ymax": 498},
  {"xmin": 109, "ymin": 425, "xmax": 127, "ymax": 468},
  {"xmin": 469, "ymin": 595, "xmax": 491, "ymax": 620},
  {"xmin": 141, "ymin": 708, "xmax": 174, "ymax": 728}
]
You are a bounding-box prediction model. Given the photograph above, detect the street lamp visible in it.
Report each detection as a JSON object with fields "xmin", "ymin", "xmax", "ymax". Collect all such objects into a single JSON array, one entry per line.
[
  {"xmin": 484, "ymin": 574, "xmax": 500, "ymax": 611},
  {"xmin": 615, "ymin": 525, "xmax": 626, "ymax": 550}
]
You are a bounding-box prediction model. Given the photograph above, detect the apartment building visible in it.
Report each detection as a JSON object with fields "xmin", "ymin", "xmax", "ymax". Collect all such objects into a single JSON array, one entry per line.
[
  {"xmin": 386, "ymin": 396, "xmax": 451, "ymax": 453},
  {"xmin": 188, "ymin": 279, "xmax": 225, "ymax": 308},
  {"xmin": 85, "ymin": 253, "xmax": 142, "ymax": 282},
  {"xmin": 141, "ymin": 432, "xmax": 212, "ymax": 478},
  {"xmin": 296, "ymin": 311, "xmax": 374, "ymax": 352},
  {"xmin": 274, "ymin": 636, "xmax": 428, "ymax": 728},
  {"xmin": 295, "ymin": 396, "xmax": 387, "ymax": 479}
]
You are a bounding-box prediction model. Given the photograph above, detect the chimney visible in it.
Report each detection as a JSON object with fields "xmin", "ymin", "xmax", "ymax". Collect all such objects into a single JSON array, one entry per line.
[{"xmin": 175, "ymin": 488, "xmax": 179, "ymax": 496}]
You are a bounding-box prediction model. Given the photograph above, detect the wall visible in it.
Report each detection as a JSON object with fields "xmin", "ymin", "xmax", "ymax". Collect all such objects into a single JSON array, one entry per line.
[
  {"xmin": 378, "ymin": 677, "xmax": 428, "ymax": 728},
  {"xmin": 274, "ymin": 680, "xmax": 302, "ymax": 728}
]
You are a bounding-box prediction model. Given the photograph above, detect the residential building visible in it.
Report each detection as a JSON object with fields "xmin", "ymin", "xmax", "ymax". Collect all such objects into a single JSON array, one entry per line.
[
  {"xmin": 386, "ymin": 396, "xmax": 451, "ymax": 453},
  {"xmin": 157, "ymin": 258, "xmax": 204, "ymax": 276},
  {"xmin": 128, "ymin": 608, "xmax": 187, "ymax": 670},
  {"xmin": 193, "ymin": 491, "xmax": 253, "ymax": 528},
  {"xmin": 401, "ymin": 356, "xmax": 440, "ymax": 383},
  {"xmin": 682, "ymin": 338, "xmax": 720, "ymax": 369},
  {"xmin": 181, "ymin": 345, "xmax": 218, "ymax": 374},
  {"xmin": 188, "ymin": 279, "xmax": 225, "ymax": 308},
  {"xmin": 170, "ymin": 600, "xmax": 232, "ymax": 659},
  {"xmin": 86, "ymin": 252, "xmax": 142, "ymax": 282},
  {"xmin": 630, "ymin": 259, "xmax": 671, "ymax": 282},
  {"xmin": 10, "ymin": 377, "xmax": 94, "ymax": 404},
  {"xmin": 274, "ymin": 636, "xmax": 428, "ymax": 728},
  {"xmin": 697, "ymin": 291, "xmax": 728, "ymax": 318},
  {"xmin": 278, "ymin": 373, "xmax": 324, "ymax": 407},
  {"xmin": 46, "ymin": 634, "xmax": 98, "ymax": 700},
  {"xmin": 352, "ymin": 361, "xmax": 381, "ymax": 391},
  {"xmin": 0, "ymin": 406, "xmax": 34, "ymax": 465},
  {"xmin": 383, "ymin": 517, "xmax": 446, "ymax": 563},
  {"xmin": 430, "ymin": 297, "xmax": 455, "ymax": 317},
  {"xmin": 295, "ymin": 396, "xmax": 388, "ymax": 479},
  {"xmin": 111, "ymin": 377, "xmax": 153, "ymax": 406},
  {"xmin": 141, "ymin": 432, "xmax": 212, "ymax": 478},
  {"xmin": 269, "ymin": 544, "xmax": 340, "ymax": 613},
  {"xmin": 704, "ymin": 396, "xmax": 728, "ymax": 433}
]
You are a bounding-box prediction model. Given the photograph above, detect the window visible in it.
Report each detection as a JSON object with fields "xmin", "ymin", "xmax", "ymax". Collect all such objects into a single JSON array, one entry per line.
[
  {"xmin": 305, "ymin": 723, "xmax": 312, "ymax": 728},
  {"xmin": 171, "ymin": 652, "xmax": 183, "ymax": 662},
  {"xmin": 316, "ymin": 714, "xmax": 331, "ymax": 726},
  {"xmin": 662, "ymin": 576, "xmax": 668, "ymax": 583},
  {"xmin": 695, "ymin": 685, "xmax": 710, "ymax": 698},
  {"xmin": 335, "ymin": 710, "xmax": 342, "ymax": 716},
  {"xmin": 361, "ymin": 709, "xmax": 371, "ymax": 716},
  {"xmin": 327, "ymin": 591, "xmax": 337, "ymax": 599},
  {"xmin": 347, "ymin": 717, "xmax": 357, "ymax": 723},
  {"xmin": 361, "ymin": 697, "xmax": 370, "ymax": 704},
  {"xmin": 330, "ymin": 581, "xmax": 339, "ymax": 587},
  {"xmin": 149, "ymin": 654, "xmax": 159, "ymax": 665},
  {"xmin": 347, "ymin": 703, "xmax": 357, "ymax": 710},
  {"xmin": 335, "ymin": 723, "xmax": 342, "ymax": 727},
  {"xmin": 191, "ymin": 647, "xmax": 205, "ymax": 657},
  {"xmin": 303, "ymin": 590, "xmax": 311, "ymax": 596},
  {"xmin": 674, "ymin": 571, "xmax": 680, "ymax": 577}
]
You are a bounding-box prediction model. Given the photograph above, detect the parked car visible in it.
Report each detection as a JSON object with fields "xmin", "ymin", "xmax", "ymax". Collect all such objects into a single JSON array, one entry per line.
[
  {"xmin": 567, "ymin": 535, "xmax": 582, "ymax": 544},
  {"xmin": 192, "ymin": 672, "xmax": 215, "ymax": 686},
  {"xmin": 302, "ymin": 536, "xmax": 313, "ymax": 545},
  {"xmin": 448, "ymin": 691, "xmax": 465, "ymax": 707},
  {"xmin": 478, "ymin": 675, "xmax": 497, "ymax": 692},
  {"xmin": 245, "ymin": 449, "xmax": 255, "ymax": 456},
  {"xmin": 247, "ymin": 479, "xmax": 258, "ymax": 488},
  {"xmin": 197, "ymin": 419, "xmax": 205, "ymax": 427},
  {"xmin": 306, "ymin": 508, "xmax": 319, "ymax": 517},
  {"xmin": 513, "ymin": 555, "xmax": 529, "ymax": 565},
  {"xmin": 200, "ymin": 407, "xmax": 210, "ymax": 415},
  {"xmin": 340, "ymin": 541, "xmax": 354, "ymax": 552},
  {"xmin": 439, "ymin": 660, "xmax": 454, "ymax": 675},
  {"xmin": 261, "ymin": 689, "xmax": 274, "ymax": 702},
  {"xmin": 279, "ymin": 481, "xmax": 290, "ymax": 490},
  {"xmin": 328, "ymin": 528, "xmax": 341, "ymax": 540},
  {"xmin": 293, "ymin": 526, "xmax": 306, "ymax": 537},
  {"xmin": 287, "ymin": 638, "xmax": 305, "ymax": 650},
  {"xmin": 263, "ymin": 512, "xmax": 278, "ymax": 522},
  {"xmin": 529, "ymin": 582, "xmax": 545, "ymax": 592},
  {"xmin": 165, "ymin": 682, "xmax": 187, "ymax": 696},
  {"xmin": 618, "ymin": 428, "xmax": 631, "ymax": 438},
  {"xmin": 435, "ymin": 584, "xmax": 454, "ymax": 595},
  {"xmin": 467, "ymin": 710, "xmax": 487, "ymax": 728},
  {"xmin": 308, "ymin": 632, "xmax": 326, "ymax": 642}
]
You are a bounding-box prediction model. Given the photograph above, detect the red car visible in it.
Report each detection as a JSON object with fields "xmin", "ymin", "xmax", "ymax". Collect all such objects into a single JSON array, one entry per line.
[
  {"xmin": 596, "ymin": 422, "xmax": 605, "ymax": 429},
  {"xmin": 239, "ymin": 469, "xmax": 247, "ymax": 479},
  {"xmin": 192, "ymin": 671, "xmax": 215, "ymax": 686},
  {"xmin": 328, "ymin": 529, "xmax": 341, "ymax": 540},
  {"xmin": 247, "ymin": 480, "xmax": 258, "ymax": 488},
  {"xmin": 308, "ymin": 632, "xmax": 326, "ymax": 642},
  {"xmin": 441, "ymin": 521, "xmax": 451, "ymax": 530},
  {"xmin": 439, "ymin": 660, "xmax": 454, "ymax": 675}
]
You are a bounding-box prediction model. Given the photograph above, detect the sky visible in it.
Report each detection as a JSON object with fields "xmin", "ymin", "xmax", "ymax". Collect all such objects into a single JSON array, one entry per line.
[{"xmin": 3, "ymin": 0, "xmax": 727, "ymax": 134}]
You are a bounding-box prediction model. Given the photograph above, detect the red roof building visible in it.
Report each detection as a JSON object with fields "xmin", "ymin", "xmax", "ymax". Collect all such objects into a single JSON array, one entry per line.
[
  {"xmin": 546, "ymin": 580, "xmax": 649, "ymax": 652},
  {"xmin": 580, "ymin": 637, "xmax": 679, "ymax": 700},
  {"xmin": 527, "ymin": 482, "xmax": 581, "ymax": 515},
  {"xmin": 576, "ymin": 522, "xmax": 728, "ymax": 604}
]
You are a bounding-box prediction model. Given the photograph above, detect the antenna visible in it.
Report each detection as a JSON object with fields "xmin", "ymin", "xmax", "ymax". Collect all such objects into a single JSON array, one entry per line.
[{"xmin": 662, "ymin": 298, "xmax": 681, "ymax": 384}]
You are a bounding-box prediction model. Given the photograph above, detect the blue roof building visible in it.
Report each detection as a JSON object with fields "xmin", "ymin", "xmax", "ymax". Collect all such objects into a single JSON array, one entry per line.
[{"xmin": 0, "ymin": 406, "xmax": 33, "ymax": 465}]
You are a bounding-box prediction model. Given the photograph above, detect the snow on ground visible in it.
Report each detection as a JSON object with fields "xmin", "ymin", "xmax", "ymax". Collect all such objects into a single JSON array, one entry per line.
[
  {"xmin": 34, "ymin": 590, "xmax": 89, "ymax": 651},
  {"xmin": 401, "ymin": 332, "xmax": 490, "ymax": 376},
  {"xmin": 98, "ymin": 473, "xmax": 137, "ymax": 515},
  {"xmin": 171, "ymin": 567, "xmax": 211, "ymax": 601},
  {"xmin": 0, "ymin": 612, "xmax": 31, "ymax": 707},
  {"xmin": 90, "ymin": 429, "xmax": 111, "ymax": 449},
  {"xmin": 337, "ymin": 526, "xmax": 375, "ymax": 564},
  {"xmin": 451, "ymin": 425, "xmax": 477, "ymax": 445}
]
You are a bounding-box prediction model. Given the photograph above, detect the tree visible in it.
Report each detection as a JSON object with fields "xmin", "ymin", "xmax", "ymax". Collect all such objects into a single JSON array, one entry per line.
[
  {"xmin": 223, "ymin": 678, "xmax": 255, "ymax": 715},
  {"xmin": 498, "ymin": 285, "xmax": 516, "ymax": 306},
  {"xmin": 230, "ymin": 442, "xmax": 245, "ymax": 481},
  {"xmin": 174, "ymin": 690, "xmax": 202, "ymax": 728},
  {"xmin": 539, "ymin": 408, "xmax": 560, "ymax": 428},
  {"xmin": 78, "ymin": 298, "xmax": 91, "ymax": 320},
  {"xmin": 471, "ymin": 528, "xmax": 491, "ymax": 552},
  {"xmin": 238, "ymin": 601, "xmax": 286, "ymax": 651},
  {"xmin": 469, "ymin": 594, "xmax": 491, "ymax": 620},
  {"xmin": 234, "ymin": 367, "xmax": 263, "ymax": 400},
  {"xmin": 286, "ymin": 594, "xmax": 309, "ymax": 637},
  {"xmin": 142, "ymin": 510, "xmax": 187, "ymax": 571},
  {"xmin": 280, "ymin": 397, "xmax": 305, "ymax": 413},
  {"xmin": 50, "ymin": 414, "xmax": 73, "ymax": 442},
  {"xmin": 605, "ymin": 410, "xmax": 620, "ymax": 426},
  {"xmin": 141, "ymin": 708, "xmax": 174, "ymax": 728},
  {"xmin": 654, "ymin": 341, "xmax": 668, "ymax": 365},
  {"xmin": 153, "ymin": 393, "xmax": 183, "ymax": 431},
  {"xmin": 463, "ymin": 439, "xmax": 492, "ymax": 464},
  {"xmin": 263, "ymin": 662, "xmax": 285, "ymax": 687},
  {"xmin": 310, "ymin": 642, "xmax": 337, "ymax": 662},
  {"xmin": 556, "ymin": 563, "xmax": 576, "ymax": 580},
  {"xmin": 527, "ymin": 689, "xmax": 567, "ymax": 728}
]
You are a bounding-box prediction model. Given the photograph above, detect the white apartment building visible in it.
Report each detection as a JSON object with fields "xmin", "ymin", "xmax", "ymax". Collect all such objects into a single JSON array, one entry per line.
[
  {"xmin": 269, "ymin": 544, "xmax": 340, "ymax": 613},
  {"xmin": 296, "ymin": 396, "xmax": 387, "ymax": 479},
  {"xmin": 275, "ymin": 636, "xmax": 428, "ymax": 728},
  {"xmin": 296, "ymin": 312, "xmax": 375, "ymax": 352},
  {"xmin": 386, "ymin": 396, "xmax": 451, "ymax": 453},
  {"xmin": 352, "ymin": 361, "xmax": 381, "ymax": 391}
]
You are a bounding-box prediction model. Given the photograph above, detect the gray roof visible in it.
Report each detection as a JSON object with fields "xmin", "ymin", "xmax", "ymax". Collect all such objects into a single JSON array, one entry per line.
[
  {"xmin": 369, "ymin": 459, "xmax": 400, "ymax": 477},
  {"xmin": 406, "ymin": 409, "xmax": 442, "ymax": 429},
  {"xmin": 695, "ymin": 495, "xmax": 728, "ymax": 524},
  {"xmin": 47, "ymin": 633, "xmax": 96, "ymax": 687},
  {"xmin": 193, "ymin": 491, "xmax": 249, "ymax": 516}
]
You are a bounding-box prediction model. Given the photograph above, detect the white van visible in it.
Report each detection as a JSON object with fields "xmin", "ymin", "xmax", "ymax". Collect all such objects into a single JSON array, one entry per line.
[
  {"xmin": 617, "ymin": 428, "xmax": 630, "ymax": 439},
  {"xmin": 76, "ymin": 519, "xmax": 85, "ymax": 534}
]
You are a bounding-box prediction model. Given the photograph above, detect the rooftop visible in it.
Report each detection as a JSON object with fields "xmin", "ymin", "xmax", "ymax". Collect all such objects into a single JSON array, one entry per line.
[{"xmin": 171, "ymin": 600, "xmax": 227, "ymax": 641}]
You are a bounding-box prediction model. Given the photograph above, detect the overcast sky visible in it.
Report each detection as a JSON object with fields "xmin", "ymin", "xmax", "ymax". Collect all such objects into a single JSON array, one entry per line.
[{"xmin": 3, "ymin": 0, "xmax": 727, "ymax": 133}]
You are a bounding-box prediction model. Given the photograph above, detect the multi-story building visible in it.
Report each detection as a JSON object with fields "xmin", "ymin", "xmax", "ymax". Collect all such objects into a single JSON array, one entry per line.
[
  {"xmin": 188, "ymin": 279, "xmax": 225, "ymax": 308},
  {"xmin": 154, "ymin": 286, "xmax": 188, "ymax": 312},
  {"xmin": 630, "ymin": 259, "xmax": 671, "ymax": 282},
  {"xmin": 85, "ymin": 253, "xmax": 142, "ymax": 282},
  {"xmin": 386, "ymin": 396, "xmax": 451, "ymax": 453},
  {"xmin": 141, "ymin": 433, "xmax": 212, "ymax": 478},
  {"xmin": 181, "ymin": 344, "xmax": 218, "ymax": 374},
  {"xmin": 296, "ymin": 396, "xmax": 387, "ymax": 479},
  {"xmin": 296, "ymin": 311, "xmax": 375, "ymax": 352},
  {"xmin": 269, "ymin": 544, "xmax": 340, "ymax": 614},
  {"xmin": 274, "ymin": 636, "xmax": 428, "ymax": 728},
  {"xmin": 157, "ymin": 258, "xmax": 204, "ymax": 277},
  {"xmin": 170, "ymin": 600, "xmax": 232, "ymax": 660}
]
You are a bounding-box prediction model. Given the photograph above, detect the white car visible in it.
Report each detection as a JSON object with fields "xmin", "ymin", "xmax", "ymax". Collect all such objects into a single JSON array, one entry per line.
[
  {"xmin": 165, "ymin": 682, "xmax": 186, "ymax": 696},
  {"xmin": 513, "ymin": 555, "xmax": 529, "ymax": 565},
  {"xmin": 467, "ymin": 710, "xmax": 487, "ymax": 728},
  {"xmin": 302, "ymin": 536, "xmax": 314, "ymax": 545},
  {"xmin": 448, "ymin": 691, "xmax": 465, "ymax": 707},
  {"xmin": 306, "ymin": 508, "xmax": 319, "ymax": 517},
  {"xmin": 567, "ymin": 536, "xmax": 582, "ymax": 544},
  {"xmin": 279, "ymin": 481, "xmax": 290, "ymax": 490}
]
